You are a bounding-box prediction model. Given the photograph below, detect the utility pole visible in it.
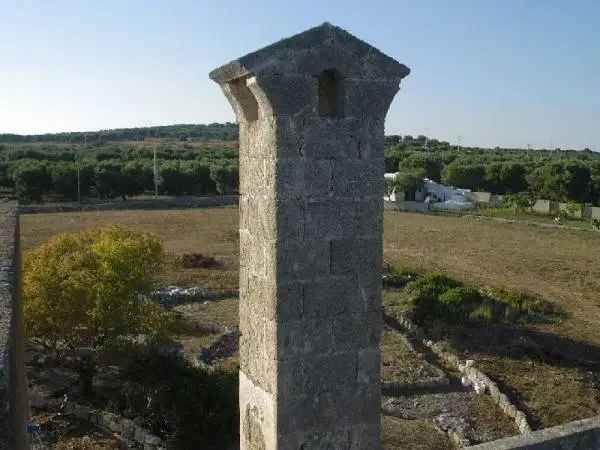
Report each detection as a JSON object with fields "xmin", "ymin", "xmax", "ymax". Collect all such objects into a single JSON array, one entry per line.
[
  {"xmin": 78, "ymin": 134, "xmax": 87, "ymax": 204},
  {"xmin": 76, "ymin": 154, "xmax": 81, "ymax": 204},
  {"xmin": 153, "ymin": 146, "xmax": 158, "ymax": 198}
]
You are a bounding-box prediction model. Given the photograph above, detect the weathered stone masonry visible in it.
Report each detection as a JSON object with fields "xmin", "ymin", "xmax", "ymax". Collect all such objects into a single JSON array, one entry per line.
[
  {"xmin": 0, "ymin": 205, "xmax": 28, "ymax": 450},
  {"xmin": 210, "ymin": 23, "xmax": 409, "ymax": 449}
]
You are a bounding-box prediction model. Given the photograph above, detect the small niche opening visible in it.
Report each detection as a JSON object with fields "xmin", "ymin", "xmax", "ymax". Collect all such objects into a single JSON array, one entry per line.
[
  {"xmin": 228, "ymin": 77, "xmax": 259, "ymax": 122},
  {"xmin": 318, "ymin": 69, "xmax": 344, "ymax": 118}
]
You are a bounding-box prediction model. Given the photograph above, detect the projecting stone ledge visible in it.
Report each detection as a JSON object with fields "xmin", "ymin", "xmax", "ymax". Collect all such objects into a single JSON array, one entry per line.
[
  {"xmin": 210, "ymin": 22, "xmax": 409, "ymax": 450},
  {"xmin": 210, "ymin": 22, "xmax": 410, "ymax": 85}
]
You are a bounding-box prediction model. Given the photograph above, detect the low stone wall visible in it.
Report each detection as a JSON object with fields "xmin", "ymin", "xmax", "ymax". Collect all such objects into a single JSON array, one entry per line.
[
  {"xmin": 0, "ymin": 205, "xmax": 29, "ymax": 450},
  {"xmin": 18, "ymin": 195, "xmax": 238, "ymax": 214},
  {"xmin": 389, "ymin": 311, "xmax": 532, "ymax": 435},
  {"xmin": 532, "ymin": 199, "xmax": 558, "ymax": 215},
  {"xmin": 466, "ymin": 416, "xmax": 600, "ymax": 450},
  {"xmin": 584, "ymin": 206, "xmax": 600, "ymax": 219}
]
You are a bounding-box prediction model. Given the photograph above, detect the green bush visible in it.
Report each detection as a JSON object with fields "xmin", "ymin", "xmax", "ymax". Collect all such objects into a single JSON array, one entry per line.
[
  {"xmin": 49, "ymin": 162, "xmax": 78, "ymax": 200},
  {"xmin": 210, "ymin": 163, "xmax": 239, "ymax": 194},
  {"xmin": 406, "ymin": 272, "xmax": 463, "ymax": 319},
  {"xmin": 12, "ymin": 160, "xmax": 51, "ymax": 202},
  {"xmin": 397, "ymin": 272, "xmax": 560, "ymax": 325},
  {"xmin": 438, "ymin": 287, "xmax": 484, "ymax": 320}
]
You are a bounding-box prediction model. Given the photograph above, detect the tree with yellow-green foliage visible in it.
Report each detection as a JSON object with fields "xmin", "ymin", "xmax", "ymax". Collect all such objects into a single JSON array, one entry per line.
[{"xmin": 23, "ymin": 226, "xmax": 174, "ymax": 396}]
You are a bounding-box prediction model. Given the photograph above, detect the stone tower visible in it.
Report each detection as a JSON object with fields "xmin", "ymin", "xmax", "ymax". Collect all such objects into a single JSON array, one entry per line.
[{"xmin": 210, "ymin": 23, "xmax": 409, "ymax": 450}]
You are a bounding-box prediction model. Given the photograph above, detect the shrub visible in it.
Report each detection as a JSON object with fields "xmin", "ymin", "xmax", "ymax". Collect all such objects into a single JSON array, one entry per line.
[
  {"xmin": 563, "ymin": 201, "xmax": 582, "ymax": 218},
  {"xmin": 23, "ymin": 226, "xmax": 174, "ymax": 396},
  {"xmin": 92, "ymin": 161, "xmax": 128, "ymax": 199},
  {"xmin": 49, "ymin": 162, "xmax": 78, "ymax": 200},
  {"xmin": 406, "ymin": 272, "xmax": 462, "ymax": 319},
  {"xmin": 441, "ymin": 162, "xmax": 486, "ymax": 190},
  {"xmin": 502, "ymin": 193, "xmax": 533, "ymax": 213},
  {"xmin": 210, "ymin": 163, "xmax": 239, "ymax": 194},
  {"xmin": 397, "ymin": 272, "xmax": 560, "ymax": 325},
  {"xmin": 12, "ymin": 160, "xmax": 51, "ymax": 202},
  {"xmin": 0, "ymin": 162, "xmax": 12, "ymax": 188},
  {"xmin": 180, "ymin": 253, "xmax": 220, "ymax": 269},
  {"xmin": 438, "ymin": 287, "xmax": 484, "ymax": 320}
]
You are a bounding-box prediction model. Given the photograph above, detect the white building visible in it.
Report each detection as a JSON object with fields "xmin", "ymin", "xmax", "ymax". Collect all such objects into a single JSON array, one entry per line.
[{"xmin": 384, "ymin": 173, "xmax": 474, "ymax": 211}]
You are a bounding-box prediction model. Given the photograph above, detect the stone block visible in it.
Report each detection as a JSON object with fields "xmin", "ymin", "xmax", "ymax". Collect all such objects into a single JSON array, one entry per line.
[
  {"xmin": 255, "ymin": 74, "xmax": 319, "ymax": 117},
  {"xmin": 241, "ymin": 117, "xmax": 277, "ymax": 160},
  {"xmin": 330, "ymin": 238, "xmax": 382, "ymax": 276},
  {"xmin": 300, "ymin": 116, "xmax": 362, "ymax": 160},
  {"xmin": 332, "ymin": 159, "xmax": 384, "ymax": 199},
  {"xmin": 344, "ymin": 79, "xmax": 399, "ymax": 119},
  {"xmin": 278, "ymin": 352, "xmax": 357, "ymax": 400},
  {"xmin": 240, "ymin": 194, "xmax": 277, "ymax": 240},
  {"xmin": 276, "ymin": 239, "xmax": 330, "ymax": 281},
  {"xmin": 277, "ymin": 318, "xmax": 333, "ymax": 359},
  {"xmin": 304, "ymin": 199, "xmax": 359, "ymax": 240},
  {"xmin": 333, "ymin": 311, "xmax": 381, "ymax": 352},
  {"xmin": 275, "ymin": 198, "xmax": 306, "ymax": 241},
  {"xmin": 303, "ymin": 276, "xmax": 358, "ymax": 318},
  {"xmin": 243, "ymin": 279, "xmax": 304, "ymax": 322}
]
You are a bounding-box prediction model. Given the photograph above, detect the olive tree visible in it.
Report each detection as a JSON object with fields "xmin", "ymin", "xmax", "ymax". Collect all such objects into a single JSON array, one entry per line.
[{"xmin": 23, "ymin": 226, "xmax": 173, "ymax": 396}]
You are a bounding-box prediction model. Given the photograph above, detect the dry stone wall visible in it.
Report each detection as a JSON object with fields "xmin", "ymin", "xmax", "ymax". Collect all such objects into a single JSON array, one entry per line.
[
  {"xmin": 466, "ymin": 416, "xmax": 600, "ymax": 450},
  {"xmin": 389, "ymin": 311, "xmax": 532, "ymax": 434},
  {"xmin": 0, "ymin": 205, "xmax": 28, "ymax": 450},
  {"xmin": 18, "ymin": 194, "xmax": 238, "ymax": 214}
]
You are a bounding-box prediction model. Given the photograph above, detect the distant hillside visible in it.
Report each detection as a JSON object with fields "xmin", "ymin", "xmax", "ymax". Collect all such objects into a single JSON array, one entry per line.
[{"xmin": 0, "ymin": 123, "xmax": 239, "ymax": 144}]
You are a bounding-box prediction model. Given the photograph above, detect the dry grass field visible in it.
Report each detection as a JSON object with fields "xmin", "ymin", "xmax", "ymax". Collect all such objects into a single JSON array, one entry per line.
[
  {"xmin": 384, "ymin": 211, "xmax": 600, "ymax": 428},
  {"xmin": 21, "ymin": 207, "xmax": 600, "ymax": 344},
  {"xmin": 20, "ymin": 207, "xmax": 600, "ymax": 435},
  {"xmin": 384, "ymin": 211, "xmax": 600, "ymax": 347}
]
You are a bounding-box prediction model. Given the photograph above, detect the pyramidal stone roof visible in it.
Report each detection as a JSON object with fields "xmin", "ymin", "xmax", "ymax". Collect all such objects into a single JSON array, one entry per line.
[{"xmin": 210, "ymin": 22, "xmax": 410, "ymax": 84}]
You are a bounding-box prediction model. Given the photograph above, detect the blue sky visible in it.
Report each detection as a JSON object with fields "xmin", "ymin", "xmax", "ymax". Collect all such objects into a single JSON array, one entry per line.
[{"xmin": 1, "ymin": 1, "xmax": 599, "ymax": 150}]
